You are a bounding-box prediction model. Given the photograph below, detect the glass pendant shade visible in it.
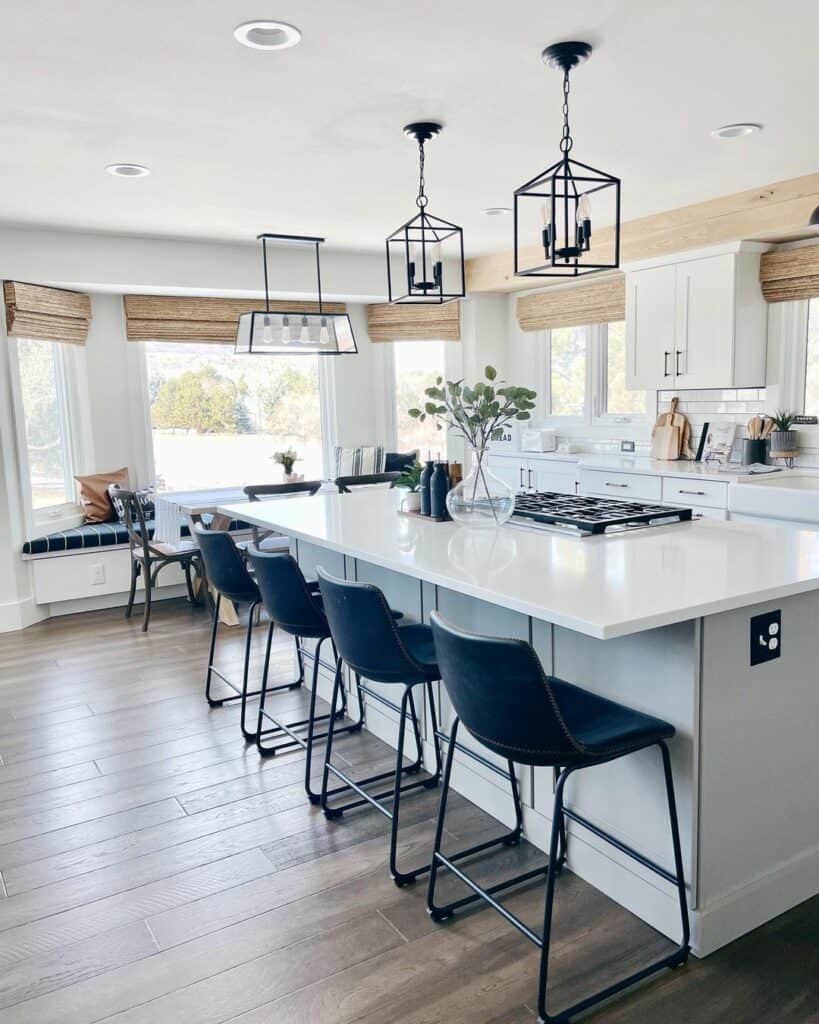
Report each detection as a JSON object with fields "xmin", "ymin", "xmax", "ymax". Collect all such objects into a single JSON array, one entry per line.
[
  {"xmin": 235, "ymin": 233, "xmax": 358, "ymax": 355},
  {"xmin": 386, "ymin": 122, "xmax": 465, "ymax": 304},
  {"xmin": 514, "ymin": 42, "xmax": 621, "ymax": 279},
  {"xmin": 235, "ymin": 310, "xmax": 356, "ymax": 354}
]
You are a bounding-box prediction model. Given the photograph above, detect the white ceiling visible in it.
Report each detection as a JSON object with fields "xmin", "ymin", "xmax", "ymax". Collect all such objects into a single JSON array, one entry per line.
[{"xmin": 2, "ymin": 0, "xmax": 819, "ymax": 257}]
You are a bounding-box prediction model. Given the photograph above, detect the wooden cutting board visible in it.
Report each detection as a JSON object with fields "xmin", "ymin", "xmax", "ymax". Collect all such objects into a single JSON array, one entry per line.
[{"xmin": 651, "ymin": 397, "xmax": 688, "ymax": 460}]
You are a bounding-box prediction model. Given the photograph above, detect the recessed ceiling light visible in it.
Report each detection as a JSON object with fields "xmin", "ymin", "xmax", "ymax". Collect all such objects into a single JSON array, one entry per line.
[
  {"xmin": 105, "ymin": 163, "xmax": 151, "ymax": 177},
  {"xmin": 233, "ymin": 20, "xmax": 302, "ymax": 50},
  {"xmin": 482, "ymin": 207, "xmax": 512, "ymax": 216},
  {"xmin": 711, "ymin": 123, "xmax": 762, "ymax": 140}
]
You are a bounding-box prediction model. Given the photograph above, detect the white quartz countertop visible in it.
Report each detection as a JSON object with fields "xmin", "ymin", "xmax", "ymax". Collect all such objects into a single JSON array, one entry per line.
[{"xmin": 218, "ymin": 489, "xmax": 819, "ymax": 640}]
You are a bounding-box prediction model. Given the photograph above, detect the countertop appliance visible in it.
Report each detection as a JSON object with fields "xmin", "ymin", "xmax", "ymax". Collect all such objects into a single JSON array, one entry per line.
[
  {"xmin": 511, "ymin": 491, "xmax": 692, "ymax": 536},
  {"xmin": 520, "ymin": 428, "xmax": 557, "ymax": 453}
]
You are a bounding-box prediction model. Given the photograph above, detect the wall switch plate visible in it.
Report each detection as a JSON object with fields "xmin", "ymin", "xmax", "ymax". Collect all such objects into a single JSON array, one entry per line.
[
  {"xmin": 620, "ymin": 440, "xmax": 636, "ymax": 453},
  {"xmin": 750, "ymin": 610, "xmax": 780, "ymax": 666},
  {"xmin": 91, "ymin": 563, "xmax": 105, "ymax": 585}
]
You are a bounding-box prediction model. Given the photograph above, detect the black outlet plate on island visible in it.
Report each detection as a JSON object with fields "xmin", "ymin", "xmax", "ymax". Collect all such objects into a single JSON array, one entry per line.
[{"xmin": 750, "ymin": 610, "xmax": 781, "ymax": 666}]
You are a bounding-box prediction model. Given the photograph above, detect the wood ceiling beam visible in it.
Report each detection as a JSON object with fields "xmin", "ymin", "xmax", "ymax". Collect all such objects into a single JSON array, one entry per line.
[{"xmin": 466, "ymin": 171, "xmax": 819, "ymax": 293}]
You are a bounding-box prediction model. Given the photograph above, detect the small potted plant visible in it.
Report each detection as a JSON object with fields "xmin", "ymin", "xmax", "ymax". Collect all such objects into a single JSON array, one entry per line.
[
  {"xmin": 768, "ymin": 411, "xmax": 798, "ymax": 458},
  {"xmin": 395, "ymin": 459, "xmax": 423, "ymax": 512},
  {"xmin": 272, "ymin": 448, "xmax": 301, "ymax": 482}
]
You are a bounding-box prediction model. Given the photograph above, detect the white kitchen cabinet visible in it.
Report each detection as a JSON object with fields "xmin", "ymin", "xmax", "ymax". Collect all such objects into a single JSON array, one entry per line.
[
  {"xmin": 488, "ymin": 453, "xmax": 578, "ymax": 495},
  {"xmin": 626, "ymin": 264, "xmax": 677, "ymax": 390},
  {"xmin": 625, "ymin": 244, "xmax": 767, "ymax": 391}
]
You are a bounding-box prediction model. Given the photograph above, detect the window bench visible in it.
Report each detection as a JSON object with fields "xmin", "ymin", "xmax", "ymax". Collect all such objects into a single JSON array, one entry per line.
[{"xmin": 22, "ymin": 517, "xmax": 251, "ymax": 609}]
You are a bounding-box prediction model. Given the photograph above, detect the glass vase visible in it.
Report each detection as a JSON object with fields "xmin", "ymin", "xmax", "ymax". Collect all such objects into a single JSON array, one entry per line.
[{"xmin": 446, "ymin": 446, "xmax": 516, "ymax": 529}]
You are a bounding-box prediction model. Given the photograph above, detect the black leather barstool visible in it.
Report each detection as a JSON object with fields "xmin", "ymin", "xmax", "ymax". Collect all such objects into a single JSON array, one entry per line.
[
  {"xmin": 428, "ymin": 613, "xmax": 690, "ymax": 1024},
  {"xmin": 195, "ymin": 525, "xmax": 292, "ymax": 742},
  {"xmin": 316, "ymin": 568, "xmax": 443, "ymax": 886},
  {"xmin": 246, "ymin": 548, "xmax": 365, "ymax": 802}
]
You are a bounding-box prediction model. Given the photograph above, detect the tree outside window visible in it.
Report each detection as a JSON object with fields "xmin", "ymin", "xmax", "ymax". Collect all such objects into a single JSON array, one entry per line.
[
  {"xmin": 145, "ymin": 342, "xmax": 323, "ymax": 490},
  {"xmin": 393, "ymin": 340, "xmax": 448, "ymax": 459}
]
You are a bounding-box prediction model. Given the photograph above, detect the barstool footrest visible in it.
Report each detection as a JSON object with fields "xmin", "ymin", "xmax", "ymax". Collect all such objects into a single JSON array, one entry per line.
[{"xmin": 323, "ymin": 760, "xmax": 431, "ymax": 818}]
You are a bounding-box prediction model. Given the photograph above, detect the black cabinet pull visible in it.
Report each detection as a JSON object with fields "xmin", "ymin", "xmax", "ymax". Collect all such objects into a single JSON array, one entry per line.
[
  {"xmin": 675, "ymin": 350, "xmax": 683, "ymax": 375},
  {"xmin": 528, "ymin": 469, "xmax": 533, "ymax": 489},
  {"xmin": 605, "ymin": 482, "xmax": 629, "ymax": 488},
  {"xmin": 663, "ymin": 351, "xmax": 671, "ymax": 377},
  {"xmin": 678, "ymin": 489, "xmax": 705, "ymax": 496},
  {"xmin": 519, "ymin": 467, "xmax": 525, "ymax": 488}
]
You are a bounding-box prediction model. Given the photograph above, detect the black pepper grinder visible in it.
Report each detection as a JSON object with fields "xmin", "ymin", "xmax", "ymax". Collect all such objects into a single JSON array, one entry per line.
[
  {"xmin": 430, "ymin": 460, "xmax": 451, "ymax": 520},
  {"xmin": 419, "ymin": 456, "xmax": 435, "ymax": 516}
]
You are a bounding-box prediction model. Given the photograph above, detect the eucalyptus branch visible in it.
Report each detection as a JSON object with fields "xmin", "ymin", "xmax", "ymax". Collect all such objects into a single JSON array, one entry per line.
[{"xmin": 408, "ymin": 365, "xmax": 538, "ymax": 455}]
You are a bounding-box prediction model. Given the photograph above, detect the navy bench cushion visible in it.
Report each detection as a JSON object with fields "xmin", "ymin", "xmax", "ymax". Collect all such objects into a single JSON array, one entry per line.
[{"xmin": 22, "ymin": 517, "xmax": 251, "ymax": 557}]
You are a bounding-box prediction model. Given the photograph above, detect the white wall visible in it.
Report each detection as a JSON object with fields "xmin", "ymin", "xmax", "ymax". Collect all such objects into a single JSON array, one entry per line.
[{"xmin": 0, "ymin": 225, "xmax": 394, "ymax": 630}]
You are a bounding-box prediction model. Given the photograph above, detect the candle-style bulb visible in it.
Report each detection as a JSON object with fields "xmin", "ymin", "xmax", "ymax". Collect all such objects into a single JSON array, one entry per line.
[
  {"xmin": 299, "ymin": 316, "xmax": 310, "ymax": 343},
  {"xmin": 576, "ymin": 195, "xmax": 591, "ymax": 225},
  {"xmin": 262, "ymin": 314, "xmax": 273, "ymax": 345},
  {"xmin": 319, "ymin": 317, "xmax": 329, "ymax": 345},
  {"xmin": 281, "ymin": 315, "xmax": 291, "ymax": 344}
]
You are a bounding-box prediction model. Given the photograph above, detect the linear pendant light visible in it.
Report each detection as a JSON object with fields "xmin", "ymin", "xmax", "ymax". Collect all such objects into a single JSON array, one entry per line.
[
  {"xmin": 514, "ymin": 41, "xmax": 621, "ymax": 278},
  {"xmin": 235, "ymin": 233, "xmax": 357, "ymax": 354},
  {"xmin": 385, "ymin": 122, "xmax": 465, "ymax": 304}
]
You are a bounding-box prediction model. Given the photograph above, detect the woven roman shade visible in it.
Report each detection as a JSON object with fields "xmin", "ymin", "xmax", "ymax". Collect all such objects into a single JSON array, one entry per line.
[
  {"xmin": 516, "ymin": 276, "xmax": 625, "ymax": 332},
  {"xmin": 759, "ymin": 246, "xmax": 819, "ymax": 303},
  {"xmin": 4, "ymin": 281, "xmax": 91, "ymax": 345},
  {"xmin": 124, "ymin": 294, "xmax": 347, "ymax": 344},
  {"xmin": 366, "ymin": 301, "xmax": 460, "ymax": 342}
]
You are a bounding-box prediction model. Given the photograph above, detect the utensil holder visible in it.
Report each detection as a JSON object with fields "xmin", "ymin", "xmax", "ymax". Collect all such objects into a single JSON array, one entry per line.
[{"xmin": 742, "ymin": 439, "xmax": 768, "ymax": 465}]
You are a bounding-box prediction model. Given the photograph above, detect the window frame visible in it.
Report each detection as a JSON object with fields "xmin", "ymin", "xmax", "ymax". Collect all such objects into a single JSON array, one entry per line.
[
  {"xmin": 135, "ymin": 341, "xmax": 331, "ymax": 491},
  {"xmin": 542, "ymin": 321, "xmax": 653, "ymax": 427},
  {"xmin": 383, "ymin": 338, "xmax": 457, "ymax": 458},
  {"xmin": 9, "ymin": 337, "xmax": 83, "ymax": 533}
]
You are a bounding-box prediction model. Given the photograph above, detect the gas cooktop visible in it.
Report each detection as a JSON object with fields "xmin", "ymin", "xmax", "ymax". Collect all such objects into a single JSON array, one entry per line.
[{"xmin": 511, "ymin": 491, "xmax": 693, "ymax": 536}]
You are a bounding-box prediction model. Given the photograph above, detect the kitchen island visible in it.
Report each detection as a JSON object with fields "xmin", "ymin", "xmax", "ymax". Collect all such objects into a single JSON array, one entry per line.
[{"xmin": 219, "ymin": 489, "xmax": 819, "ymax": 958}]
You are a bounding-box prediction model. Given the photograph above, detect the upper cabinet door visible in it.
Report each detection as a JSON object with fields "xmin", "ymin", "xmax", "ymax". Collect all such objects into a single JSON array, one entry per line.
[
  {"xmin": 674, "ymin": 254, "xmax": 735, "ymax": 390},
  {"xmin": 626, "ymin": 264, "xmax": 677, "ymax": 390}
]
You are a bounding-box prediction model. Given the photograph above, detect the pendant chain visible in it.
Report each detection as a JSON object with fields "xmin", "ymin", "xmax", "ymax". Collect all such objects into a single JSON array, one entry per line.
[
  {"xmin": 416, "ymin": 140, "xmax": 428, "ymax": 208},
  {"xmin": 559, "ymin": 69, "xmax": 573, "ymax": 154}
]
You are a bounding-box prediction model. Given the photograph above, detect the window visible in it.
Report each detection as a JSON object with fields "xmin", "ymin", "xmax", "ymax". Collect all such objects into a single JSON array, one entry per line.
[
  {"xmin": 392, "ymin": 340, "xmax": 448, "ymax": 459},
  {"xmin": 15, "ymin": 338, "xmax": 76, "ymax": 513},
  {"xmin": 549, "ymin": 325, "xmax": 588, "ymax": 418},
  {"xmin": 602, "ymin": 321, "xmax": 648, "ymax": 416},
  {"xmin": 143, "ymin": 342, "xmax": 324, "ymax": 490},
  {"xmin": 546, "ymin": 321, "xmax": 650, "ymax": 422},
  {"xmin": 804, "ymin": 298, "xmax": 819, "ymax": 414}
]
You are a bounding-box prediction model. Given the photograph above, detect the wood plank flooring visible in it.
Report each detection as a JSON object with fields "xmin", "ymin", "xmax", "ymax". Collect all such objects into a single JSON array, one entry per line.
[{"xmin": 0, "ymin": 599, "xmax": 816, "ymax": 1023}]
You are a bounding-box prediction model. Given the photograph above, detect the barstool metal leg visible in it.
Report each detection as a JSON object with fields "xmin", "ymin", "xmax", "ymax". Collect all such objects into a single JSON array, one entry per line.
[
  {"xmin": 205, "ymin": 593, "xmax": 223, "ymax": 706},
  {"xmin": 239, "ymin": 600, "xmax": 261, "ymax": 741},
  {"xmin": 536, "ymin": 746, "xmax": 690, "ymax": 1023},
  {"xmin": 426, "ymin": 718, "xmax": 547, "ymax": 923}
]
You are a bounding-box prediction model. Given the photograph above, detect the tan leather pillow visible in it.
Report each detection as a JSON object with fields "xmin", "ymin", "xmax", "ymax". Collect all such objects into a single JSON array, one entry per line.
[{"xmin": 74, "ymin": 468, "xmax": 130, "ymax": 523}]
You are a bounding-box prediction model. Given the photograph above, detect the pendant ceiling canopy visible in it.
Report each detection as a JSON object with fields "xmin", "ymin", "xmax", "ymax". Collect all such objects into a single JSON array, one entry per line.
[
  {"xmin": 514, "ymin": 41, "xmax": 621, "ymax": 279},
  {"xmin": 235, "ymin": 233, "xmax": 358, "ymax": 355},
  {"xmin": 385, "ymin": 122, "xmax": 465, "ymax": 305}
]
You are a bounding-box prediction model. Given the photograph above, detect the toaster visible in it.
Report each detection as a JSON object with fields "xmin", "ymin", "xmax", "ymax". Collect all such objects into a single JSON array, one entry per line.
[{"xmin": 520, "ymin": 428, "xmax": 557, "ymax": 453}]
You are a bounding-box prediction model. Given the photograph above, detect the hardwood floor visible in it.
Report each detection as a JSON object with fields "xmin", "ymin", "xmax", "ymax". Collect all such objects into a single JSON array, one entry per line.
[{"xmin": 0, "ymin": 600, "xmax": 816, "ymax": 1024}]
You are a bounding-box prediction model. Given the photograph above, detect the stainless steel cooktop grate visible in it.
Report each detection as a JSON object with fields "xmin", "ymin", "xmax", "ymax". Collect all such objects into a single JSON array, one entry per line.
[{"xmin": 512, "ymin": 491, "xmax": 693, "ymax": 535}]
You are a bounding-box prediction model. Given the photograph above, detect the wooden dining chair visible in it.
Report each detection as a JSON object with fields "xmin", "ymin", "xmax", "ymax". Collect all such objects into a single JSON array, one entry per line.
[
  {"xmin": 112, "ymin": 486, "xmax": 202, "ymax": 632},
  {"xmin": 334, "ymin": 472, "xmax": 401, "ymax": 493},
  {"xmin": 240, "ymin": 481, "xmax": 323, "ymax": 552}
]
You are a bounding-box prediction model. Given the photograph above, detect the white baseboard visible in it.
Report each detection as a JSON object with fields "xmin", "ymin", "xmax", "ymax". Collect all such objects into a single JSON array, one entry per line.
[
  {"xmin": 694, "ymin": 842, "xmax": 819, "ymax": 956},
  {"xmin": 0, "ymin": 595, "xmax": 49, "ymax": 633},
  {"xmin": 47, "ymin": 584, "xmax": 189, "ymax": 619}
]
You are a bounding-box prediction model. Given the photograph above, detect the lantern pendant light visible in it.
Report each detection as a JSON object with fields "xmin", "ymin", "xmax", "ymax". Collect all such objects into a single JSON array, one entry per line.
[
  {"xmin": 514, "ymin": 41, "xmax": 621, "ymax": 278},
  {"xmin": 235, "ymin": 233, "xmax": 357, "ymax": 354},
  {"xmin": 385, "ymin": 122, "xmax": 465, "ymax": 304}
]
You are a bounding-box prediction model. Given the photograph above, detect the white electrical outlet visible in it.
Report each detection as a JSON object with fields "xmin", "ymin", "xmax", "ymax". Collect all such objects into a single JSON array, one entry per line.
[{"xmin": 91, "ymin": 563, "xmax": 105, "ymax": 585}]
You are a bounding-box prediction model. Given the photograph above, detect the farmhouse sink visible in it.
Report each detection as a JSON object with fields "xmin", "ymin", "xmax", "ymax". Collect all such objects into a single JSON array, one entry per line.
[{"xmin": 729, "ymin": 473, "xmax": 819, "ymax": 523}]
